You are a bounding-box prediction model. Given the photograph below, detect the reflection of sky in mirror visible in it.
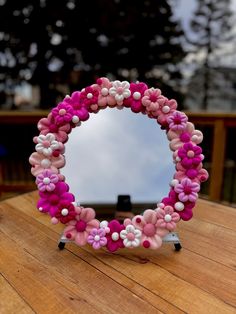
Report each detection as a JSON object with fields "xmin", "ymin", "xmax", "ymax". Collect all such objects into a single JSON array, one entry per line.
[{"xmin": 61, "ymin": 108, "xmax": 174, "ymax": 203}]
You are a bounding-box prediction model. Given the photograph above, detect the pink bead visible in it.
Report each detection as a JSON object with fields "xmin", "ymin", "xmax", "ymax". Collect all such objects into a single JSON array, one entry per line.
[
  {"xmin": 187, "ymin": 150, "xmax": 195, "ymax": 158},
  {"xmin": 59, "ymin": 109, "xmax": 66, "ymax": 115},
  {"xmin": 42, "ymin": 140, "xmax": 50, "ymax": 148},
  {"xmin": 126, "ymin": 232, "xmax": 135, "ymax": 241},
  {"xmin": 75, "ymin": 220, "xmax": 87, "ymax": 232},
  {"xmin": 143, "ymin": 240, "xmax": 150, "ymax": 248},
  {"xmin": 117, "ymin": 87, "xmax": 124, "ymax": 94}
]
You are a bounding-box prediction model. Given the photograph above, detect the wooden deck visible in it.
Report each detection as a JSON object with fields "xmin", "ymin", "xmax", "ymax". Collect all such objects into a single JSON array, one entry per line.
[{"xmin": 0, "ymin": 192, "xmax": 236, "ymax": 313}]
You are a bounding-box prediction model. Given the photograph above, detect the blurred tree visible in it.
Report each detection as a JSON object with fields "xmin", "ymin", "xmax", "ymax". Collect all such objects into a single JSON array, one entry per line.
[
  {"xmin": 189, "ymin": 0, "xmax": 233, "ymax": 110},
  {"xmin": 0, "ymin": 0, "xmax": 186, "ymax": 109}
]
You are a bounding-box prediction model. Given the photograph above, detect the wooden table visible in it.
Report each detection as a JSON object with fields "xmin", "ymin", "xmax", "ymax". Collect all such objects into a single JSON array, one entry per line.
[{"xmin": 0, "ymin": 192, "xmax": 236, "ymax": 314}]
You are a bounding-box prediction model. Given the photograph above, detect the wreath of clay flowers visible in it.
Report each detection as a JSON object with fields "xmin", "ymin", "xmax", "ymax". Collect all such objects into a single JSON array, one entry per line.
[{"xmin": 29, "ymin": 78, "xmax": 209, "ymax": 252}]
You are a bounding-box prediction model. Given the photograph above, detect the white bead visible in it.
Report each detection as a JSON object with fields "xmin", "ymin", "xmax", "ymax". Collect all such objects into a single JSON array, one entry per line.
[
  {"xmin": 72, "ymin": 115, "xmax": 80, "ymax": 123},
  {"xmin": 191, "ymin": 135, "xmax": 198, "ymax": 142},
  {"xmin": 94, "ymin": 235, "xmax": 100, "ymax": 242},
  {"xmin": 133, "ymin": 91, "xmax": 141, "ymax": 100},
  {"xmin": 41, "ymin": 159, "xmax": 51, "ymax": 168},
  {"xmin": 158, "ymin": 202, "xmax": 165, "ymax": 208},
  {"xmin": 38, "ymin": 207, "xmax": 43, "ymax": 211},
  {"xmin": 87, "ymin": 93, "xmax": 93, "ymax": 99},
  {"xmin": 101, "ymin": 88, "xmax": 109, "ymax": 96},
  {"xmin": 61, "ymin": 208, "xmax": 69, "ymax": 216},
  {"xmin": 176, "ymin": 156, "xmax": 181, "ymax": 162},
  {"xmin": 164, "ymin": 214, "xmax": 172, "ymax": 222},
  {"xmin": 111, "ymin": 232, "xmax": 119, "ymax": 241},
  {"xmin": 100, "ymin": 220, "xmax": 108, "ymax": 228},
  {"xmin": 43, "ymin": 177, "xmax": 50, "ymax": 185},
  {"xmin": 162, "ymin": 105, "xmax": 170, "ymax": 113},
  {"xmin": 174, "ymin": 202, "xmax": 184, "ymax": 212},
  {"xmin": 170, "ymin": 179, "xmax": 179, "ymax": 187}
]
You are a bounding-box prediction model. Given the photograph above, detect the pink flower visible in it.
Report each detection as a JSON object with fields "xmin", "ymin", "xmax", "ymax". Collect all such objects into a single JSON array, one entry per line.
[
  {"xmin": 106, "ymin": 220, "xmax": 125, "ymax": 252},
  {"xmin": 38, "ymin": 113, "xmax": 71, "ymax": 143},
  {"xmin": 167, "ymin": 111, "xmax": 188, "ymax": 131},
  {"xmin": 156, "ymin": 205, "xmax": 180, "ymax": 231},
  {"xmin": 54, "ymin": 201, "xmax": 76, "ymax": 224},
  {"xmin": 174, "ymin": 178, "xmax": 200, "ymax": 202},
  {"xmin": 29, "ymin": 152, "xmax": 65, "ymax": 176},
  {"xmin": 156, "ymin": 98, "xmax": 177, "ymax": 126},
  {"xmin": 178, "ymin": 143, "xmax": 202, "ymax": 168},
  {"xmin": 94, "ymin": 77, "xmax": 116, "ymax": 108},
  {"xmin": 123, "ymin": 82, "xmax": 148, "ymax": 113},
  {"xmin": 63, "ymin": 91, "xmax": 89, "ymax": 121},
  {"xmin": 63, "ymin": 207, "xmax": 99, "ymax": 246},
  {"xmin": 167, "ymin": 122, "xmax": 203, "ymax": 151},
  {"xmin": 87, "ymin": 228, "xmax": 107, "ymax": 249},
  {"xmin": 36, "ymin": 170, "xmax": 59, "ymax": 192},
  {"xmin": 52, "ymin": 103, "xmax": 74, "ymax": 125},
  {"xmin": 132, "ymin": 210, "xmax": 168, "ymax": 249},
  {"xmin": 37, "ymin": 182, "xmax": 74, "ymax": 216},
  {"xmin": 175, "ymin": 163, "xmax": 209, "ymax": 183},
  {"xmin": 142, "ymin": 88, "xmax": 165, "ymax": 116},
  {"xmin": 80, "ymin": 86, "xmax": 99, "ymax": 112},
  {"xmin": 109, "ymin": 80, "xmax": 131, "ymax": 106}
]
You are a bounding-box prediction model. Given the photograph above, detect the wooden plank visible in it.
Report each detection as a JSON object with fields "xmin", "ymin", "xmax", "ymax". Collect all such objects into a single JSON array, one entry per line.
[
  {"xmin": 0, "ymin": 205, "xmax": 166, "ymax": 314},
  {"xmin": 0, "ymin": 274, "xmax": 34, "ymax": 314},
  {"xmin": 2, "ymin": 196, "xmax": 236, "ymax": 313},
  {"xmin": 209, "ymin": 120, "xmax": 227, "ymax": 201}
]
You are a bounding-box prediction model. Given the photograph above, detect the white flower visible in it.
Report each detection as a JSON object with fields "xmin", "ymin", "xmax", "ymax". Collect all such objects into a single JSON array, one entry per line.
[
  {"xmin": 120, "ymin": 224, "xmax": 141, "ymax": 248},
  {"xmin": 36, "ymin": 133, "xmax": 60, "ymax": 156},
  {"xmin": 109, "ymin": 80, "xmax": 131, "ymax": 106}
]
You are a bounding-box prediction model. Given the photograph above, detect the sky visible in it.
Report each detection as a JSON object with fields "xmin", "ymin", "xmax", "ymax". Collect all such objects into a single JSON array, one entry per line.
[{"xmin": 62, "ymin": 0, "xmax": 236, "ymax": 204}]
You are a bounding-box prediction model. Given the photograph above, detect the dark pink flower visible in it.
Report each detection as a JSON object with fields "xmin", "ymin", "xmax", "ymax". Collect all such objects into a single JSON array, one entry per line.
[
  {"xmin": 37, "ymin": 113, "xmax": 71, "ymax": 143},
  {"xmin": 37, "ymin": 182, "xmax": 75, "ymax": 216},
  {"xmin": 80, "ymin": 86, "xmax": 99, "ymax": 111},
  {"xmin": 178, "ymin": 143, "xmax": 202, "ymax": 168},
  {"xmin": 54, "ymin": 201, "xmax": 76, "ymax": 224},
  {"xmin": 123, "ymin": 82, "xmax": 148, "ymax": 113},
  {"xmin": 175, "ymin": 163, "xmax": 209, "ymax": 183},
  {"xmin": 52, "ymin": 103, "xmax": 74, "ymax": 125},
  {"xmin": 106, "ymin": 220, "xmax": 125, "ymax": 252},
  {"xmin": 174, "ymin": 178, "xmax": 200, "ymax": 202},
  {"xmin": 63, "ymin": 91, "xmax": 89, "ymax": 121},
  {"xmin": 167, "ymin": 111, "xmax": 188, "ymax": 131}
]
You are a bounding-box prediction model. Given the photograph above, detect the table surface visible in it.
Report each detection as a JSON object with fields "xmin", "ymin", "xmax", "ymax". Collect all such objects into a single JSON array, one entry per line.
[{"xmin": 0, "ymin": 192, "xmax": 236, "ymax": 314}]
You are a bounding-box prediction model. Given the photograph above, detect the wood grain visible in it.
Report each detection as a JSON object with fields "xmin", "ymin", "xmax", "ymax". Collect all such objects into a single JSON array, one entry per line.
[{"xmin": 1, "ymin": 191, "xmax": 236, "ymax": 314}]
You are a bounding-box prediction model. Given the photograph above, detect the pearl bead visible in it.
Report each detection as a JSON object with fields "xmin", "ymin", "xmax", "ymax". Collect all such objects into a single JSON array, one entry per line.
[
  {"xmin": 170, "ymin": 179, "xmax": 179, "ymax": 187},
  {"xmin": 157, "ymin": 202, "xmax": 165, "ymax": 208},
  {"xmin": 174, "ymin": 202, "xmax": 184, "ymax": 211},
  {"xmin": 72, "ymin": 115, "xmax": 80, "ymax": 123},
  {"xmin": 133, "ymin": 91, "xmax": 141, "ymax": 100},
  {"xmin": 191, "ymin": 135, "xmax": 198, "ymax": 142},
  {"xmin": 41, "ymin": 159, "xmax": 51, "ymax": 168},
  {"xmin": 43, "ymin": 177, "xmax": 50, "ymax": 185},
  {"xmin": 164, "ymin": 214, "xmax": 172, "ymax": 222},
  {"xmin": 61, "ymin": 208, "xmax": 69, "ymax": 216},
  {"xmin": 162, "ymin": 105, "xmax": 170, "ymax": 113},
  {"xmin": 111, "ymin": 232, "xmax": 119, "ymax": 241},
  {"xmin": 87, "ymin": 93, "xmax": 93, "ymax": 99},
  {"xmin": 38, "ymin": 207, "xmax": 43, "ymax": 211},
  {"xmin": 101, "ymin": 88, "xmax": 109, "ymax": 96},
  {"xmin": 100, "ymin": 220, "xmax": 108, "ymax": 228},
  {"xmin": 94, "ymin": 235, "xmax": 100, "ymax": 242},
  {"xmin": 176, "ymin": 156, "xmax": 181, "ymax": 162}
]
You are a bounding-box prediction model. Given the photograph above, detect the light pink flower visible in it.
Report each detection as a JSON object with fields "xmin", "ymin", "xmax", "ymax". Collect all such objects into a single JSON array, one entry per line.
[
  {"xmin": 87, "ymin": 228, "xmax": 107, "ymax": 249},
  {"xmin": 37, "ymin": 113, "xmax": 71, "ymax": 143},
  {"xmin": 63, "ymin": 207, "xmax": 99, "ymax": 246},
  {"xmin": 167, "ymin": 111, "xmax": 188, "ymax": 131},
  {"xmin": 131, "ymin": 210, "xmax": 169, "ymax": 249},
  {"xmin": 29, "ymin": 152, "xmax": 65, "ymax": 176},
  {"xmin": 109, "ymin": 80, "xmax": 131, "ymax": 106},
  {"xmin": 167, "ymin": 122, "xmax": 203, "ymax": 151},
  {"xmin": 156, "ymin": 205, "xmax": 180, "ymax": 231},
  {"xmin": 36, "ymin": 170, "xmax": 59, "ymax": 192},
  {"xmin": 157, "ymin": 99, "xmax": 177, "ymax": 126},
  {"xmin": 94, "ymin": 77, "xmax": 116, "ymax": 108},
  {"xmin": 142, "ymin": 88, "xmax": 165, "ymax": 116},
  {"xmin": 174, "ymin": 178, "xmax": 200, "ymax": 202}
]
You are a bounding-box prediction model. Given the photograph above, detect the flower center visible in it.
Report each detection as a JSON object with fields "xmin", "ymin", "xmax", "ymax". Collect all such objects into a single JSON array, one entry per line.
[
  {"xmin": 180, "ymin": 132, "xmax": 190, "ymax": 142},
  {"xmin": 149, "ymin": 94, "xmax": 157, "ymax": 102},
  {"xmin": 173, "ymin": 117, "xmax": 181, "ymax": 124},
  {"xmin": 94, "ymin": 235, "xmax": 100, "ymax": 242},
  {"xmin": 59, "ymin": 109, "xmax": 66, "ymax": 116},
  {"xmin": 43, "ymin": 177, "xmax": 50, "ymax": 185},
  {"xmin": 126, "ymin": 232, "xmax": 135, "ymax": 241},
  {"xmin": 87, "ymin": 92, "xmax": 93, "ymax": 99},
  {"xmin": 164, "ymin": 214, "xmax": 172, "ymax": 222},
  {"xmin": 43, "ymin": 140, "xmax": 50, "ymax": 148},
  {"xmin": 49, "ymin": 124, "xmax": 58, "ymax": 132},
  {"xmin": 61, "ymin": 208, "xmax": 69, "ymax": 216},
  {"xmin": 184, "ymin": 186, "xmax": 192, "ymax": 194},
  {"xmin": 75, "ymin": 220, "xmax": 87, "ymax": 232},
  {"xmin": 133, "ymin": 91, "xmax": 141, "ymax": 100},
  {"xmin": 111, "ymin": 232, "xmax": 119, "ymax": 241},
  {"xmin": 187, "ymin": 150, "xmax": 195, "ymax": 158},
  {"xmin": 117, "ymin": 87, "xmax": 124, "ymax": 94},
  {"xmin": 49, "ymin": 195, "xmax": 59, "ymax": 205},
  {"xmin": 143, "ymin": 223, "xmax": 156, "ymax": 237}
]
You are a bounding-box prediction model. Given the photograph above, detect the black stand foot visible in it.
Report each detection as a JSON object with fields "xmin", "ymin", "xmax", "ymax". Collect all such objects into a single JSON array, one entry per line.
[
  {"xmin": 58, "ymin": 241, "xmax": 66, "ymax": 250},
  {"xmin": 174, "ymin": 242, "xmax": 182, "ymax": 251}
]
